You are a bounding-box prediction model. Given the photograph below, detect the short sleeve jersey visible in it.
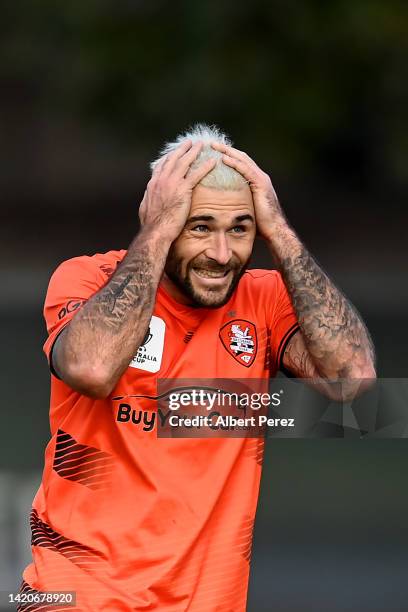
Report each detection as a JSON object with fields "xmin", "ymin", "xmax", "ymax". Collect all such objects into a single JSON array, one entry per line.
[{"xmin": 21, "ymin": 250, "xmax": 299, "ymax": 612}]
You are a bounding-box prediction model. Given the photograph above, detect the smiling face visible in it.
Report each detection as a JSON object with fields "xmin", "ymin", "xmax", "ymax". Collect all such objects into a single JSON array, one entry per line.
[{"xmin": 163, "ymin": 185, "xmax": 256, "ymax": 308}]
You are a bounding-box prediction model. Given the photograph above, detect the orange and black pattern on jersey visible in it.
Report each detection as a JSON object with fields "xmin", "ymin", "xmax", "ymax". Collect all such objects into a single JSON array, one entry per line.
[
  {"xmin": 30, "ymin": 509, "xmax": 104, "ymax": 570},
  {"xmin": 53, "ymin": 430, "xmax": 115, "ymax": 491},
  {"xmin": 243, "ymin": 438, "xmax": 265, "ymax": 466},
  {"xmin": 17, "ymin": 580, "xmax": 79, "ymax": 611},
  {"xmin": 238, "ymin": 515, "xmax": 256, "ymax": 563}
]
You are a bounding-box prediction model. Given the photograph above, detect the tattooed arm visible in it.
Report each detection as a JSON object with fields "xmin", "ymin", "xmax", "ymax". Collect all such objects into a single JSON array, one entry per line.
[
  {"xmin": 212, "ymin": 142, "xmax": 376, "ymax": 389},
  {"xmin": 53, "ymin": 140, "xmax": 216, "ymax": 398},
  {"xmin": 269, "ymin": 220, "xmax": 376, "ymax": 382},
  {"xmin": 52, "ymin": 229, "xmax": 171, "ymax": 398}
]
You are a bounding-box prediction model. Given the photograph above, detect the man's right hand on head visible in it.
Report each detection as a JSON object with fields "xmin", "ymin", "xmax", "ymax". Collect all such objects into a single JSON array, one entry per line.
[{"xmin": 138, "ymin": 140, "xmax": 216, "ymax": 243}]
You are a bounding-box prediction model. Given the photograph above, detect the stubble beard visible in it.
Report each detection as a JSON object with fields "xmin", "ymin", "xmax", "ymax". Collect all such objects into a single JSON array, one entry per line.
[{"xmin": 165, "ymin": 251, "xmax": 250, "ymax": 308}]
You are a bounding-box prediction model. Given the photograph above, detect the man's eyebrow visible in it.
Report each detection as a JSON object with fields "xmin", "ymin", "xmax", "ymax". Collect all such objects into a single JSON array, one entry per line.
[
  {"xmin": 187, "ymin": 215, "xmax": 215, "ymax": 223},
  {"xmin": 235, "ymin": 214, "xmax": 254, "ymax": 223},
  {"xmin": 187, "ymin": 214, "xmax": 255, "ymax": 224}
]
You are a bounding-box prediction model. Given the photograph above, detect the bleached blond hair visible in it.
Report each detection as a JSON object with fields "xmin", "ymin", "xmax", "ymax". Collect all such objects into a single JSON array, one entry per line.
[{"xmin": 150, "ymin": 123, "xmax": 247, "ymax": 190}]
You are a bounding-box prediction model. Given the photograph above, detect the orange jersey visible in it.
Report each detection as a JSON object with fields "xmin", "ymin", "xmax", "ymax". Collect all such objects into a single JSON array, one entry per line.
[{"xmin": 21, "ymin": 250, "xmax": 299, "ymax": 611}]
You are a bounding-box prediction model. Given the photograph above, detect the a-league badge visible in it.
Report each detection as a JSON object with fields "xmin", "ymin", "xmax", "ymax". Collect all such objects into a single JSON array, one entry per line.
[
  {"xmin": 129, "ymin": 316, "xmax": 165, "ymax": 373},
  {"xmin": 219, "ymin": 319, "xmax": 258, "ymax": 367}
]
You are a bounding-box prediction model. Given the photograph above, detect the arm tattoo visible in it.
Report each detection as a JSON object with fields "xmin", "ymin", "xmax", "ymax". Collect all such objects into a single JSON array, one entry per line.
[
  {"xmin": 91, "ymin": 252, "xmax": 154, "ymax": 331},
  {"xmin": 109, "ymin": 274, "xmax": 133, "ymax": 311},
  {"xmin": 280, "ymin": 246, "xmax": 375, "ymax": 379},
  {"xmin": 283, "ymin": 332, "xmax": 319, "ymax": 379},
  {"xmin": 59, "ymin": 230, "xmax": 169, "ymax": 389}
]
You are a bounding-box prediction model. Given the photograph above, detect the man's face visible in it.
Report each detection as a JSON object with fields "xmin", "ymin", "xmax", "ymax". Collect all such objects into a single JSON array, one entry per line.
[{"xmin": 164, "ymin": 185, "xmax": 256, "ymax": 308}]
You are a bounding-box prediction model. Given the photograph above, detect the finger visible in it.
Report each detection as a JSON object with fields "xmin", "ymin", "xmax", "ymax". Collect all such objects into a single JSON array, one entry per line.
[
  {"xmin": 152, "ymin": 155, "xmax": 168, "ymax": 175},
  {"xmin": 211, "ymin": 141, "xmax": 248, "ymax": 160},
  {"xmin": 161, "ymin": 139, "xmax": 193, "ymax": 174},
  {"xmin": 188, "ymin": 158, "xmax": 217, "ymax": 187},
  {"xmin": 175, "ymin": 141, "xmax": 204, "ymax": 177},
  {"xmin": 220, "ymin": 154, "xmax": 257, "ymax": 183}
]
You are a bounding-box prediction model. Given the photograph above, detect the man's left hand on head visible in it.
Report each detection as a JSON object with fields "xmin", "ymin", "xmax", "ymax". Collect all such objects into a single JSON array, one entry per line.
[{"xmin": 211, "ymin": 141, "xmax": 285, "ymax": 241}]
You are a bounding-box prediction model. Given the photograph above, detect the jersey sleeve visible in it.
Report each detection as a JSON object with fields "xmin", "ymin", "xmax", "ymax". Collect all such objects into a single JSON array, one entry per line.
[
  {"xmin": 43, "ymin": 257, "xmax": 103, "ymax": 375},
  {"xmin": 268, "ymin": 271, "xmax": 300, "ymax": 371}
]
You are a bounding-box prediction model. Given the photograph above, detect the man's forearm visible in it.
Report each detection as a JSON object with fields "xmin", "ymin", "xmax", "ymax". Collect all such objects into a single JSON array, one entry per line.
[
  {"xmin": 267, "ymin": 220, "xmax": 376, "ymax": 380},
  {"xmin": 56, "ymin": 226, "xmax": 172, "ymax": 395},
  {"xmin": 209, "ymin": 140, "xmax": 376, "ymax": 381}
]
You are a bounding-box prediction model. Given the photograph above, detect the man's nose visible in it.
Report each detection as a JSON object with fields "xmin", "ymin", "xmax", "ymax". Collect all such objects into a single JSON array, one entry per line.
[{"xmin": 204, "ymin": 233, "xmax": 232, "ymax": 265}]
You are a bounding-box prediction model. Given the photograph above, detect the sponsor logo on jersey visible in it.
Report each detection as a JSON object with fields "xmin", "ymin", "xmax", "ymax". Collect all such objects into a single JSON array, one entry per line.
[
  {"xmin": 129, "ymin": 315, "xmax": 165, "ymax": 373},
  {"xmin": 58, "ymin": 299, "xmax": 85, "ymax": 320},
  {"xmin": 219, "ymin": 319, "xmax": 258, "ymax": 367}
]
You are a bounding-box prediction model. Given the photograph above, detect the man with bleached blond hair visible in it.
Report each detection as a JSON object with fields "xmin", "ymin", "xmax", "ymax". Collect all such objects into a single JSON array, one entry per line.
[{"xmin": 21, "ymin": 124, "xmax": 375, "ymax": 611}]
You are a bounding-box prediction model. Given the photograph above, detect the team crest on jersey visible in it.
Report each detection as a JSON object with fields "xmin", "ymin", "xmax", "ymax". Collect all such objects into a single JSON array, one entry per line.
[
  {"xmin": 129, "ymin": 315, "xmax": 165, "ymax": 373},
  {"xmin": 219, "ymin": 319, "xmax": 258, "ymax": 367}
]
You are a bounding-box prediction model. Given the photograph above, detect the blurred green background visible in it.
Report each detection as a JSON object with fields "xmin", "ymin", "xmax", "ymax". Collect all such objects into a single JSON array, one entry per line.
[{"xmin": 1, "ymin": 1, "xmax": 407, "ymax": 610}]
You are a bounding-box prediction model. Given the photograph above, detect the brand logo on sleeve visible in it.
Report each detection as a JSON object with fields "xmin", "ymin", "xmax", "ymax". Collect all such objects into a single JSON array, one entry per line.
[
  {"xmin": 219, "ymin": 319, "xmax": 257, "ymax": 367},
  {"xmin": 58, "ymin": 300, "xmax": 85, "ymax": 320},
  {"xmin": 129, "ymin": 316, "xmax": 165, "ymax": 373}
]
